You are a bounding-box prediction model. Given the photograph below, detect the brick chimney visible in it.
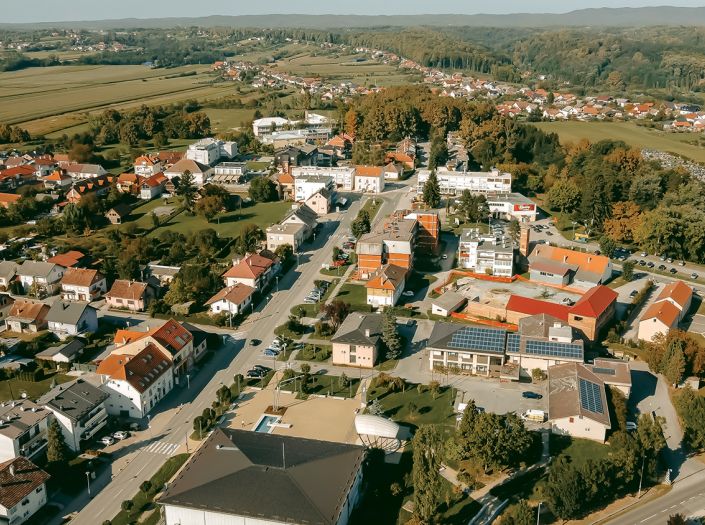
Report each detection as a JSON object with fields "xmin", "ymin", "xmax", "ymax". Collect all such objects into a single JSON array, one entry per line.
[{"xmin": 519, "ymin": 226, "xmax": 531, "ymax": 257}]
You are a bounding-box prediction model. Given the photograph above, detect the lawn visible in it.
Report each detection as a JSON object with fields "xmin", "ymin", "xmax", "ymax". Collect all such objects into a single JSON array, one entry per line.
[
  {"xmin": 295, "ymin": 344, "xmax": 332, "ymax": 362},
  {"xmin": 361, "ymin": 197, "xmax": 383, "ymax": 220},
  {"xmin": 368, "ymin": 382, "xmax": 457, "ymax": 430},
  {"xmin": 549, "ymin": 434, "xmax": 611, "ymax": 467},
  {"xmin": 531, "ymin": 121, "xmax": 705, "ymax": 163},
  {"xmin": 0, "ymin": 373, "xmax": 73, "ymax": 402},
  {"xmin": 335, "ymin": 283, "xmax": 367, "ymax": 306},
  {"xmin": 279, "ymin": 373, "xmax": 360, "ymax": 398}
]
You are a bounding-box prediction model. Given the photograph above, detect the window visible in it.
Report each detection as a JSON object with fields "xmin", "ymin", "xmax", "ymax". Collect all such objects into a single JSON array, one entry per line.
[{"xmin": 350, "ymin": 355, "xmax": 357, "ymax": 364}]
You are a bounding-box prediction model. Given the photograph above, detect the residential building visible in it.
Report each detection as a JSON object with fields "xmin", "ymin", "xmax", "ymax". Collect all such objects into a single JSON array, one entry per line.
[
  {"xmin": 65, "ymin": 163, "xmax": 107, "ymax": 179},
  {"xmin": 133, "ymin": 156, "xmax": 162, "ymax": 177},
  {"xmin": 35, "ymin": 339, "xmax": 86, "ymax": 365},
  {"xmin": 305, "ymin": 188, "xmax": 332, "ymax": 215},
  {"xmin": 213, "ymin": 162, "xmax": 247, "ymax": 178},
  {"xmin": 17, "ymin": 261, "xmax": 64, "ymax": 295},
  {"xmin": 458, "ymin": 229, "xmax": 514, "ymax": 277},
  {"xmin": 105, "ymin": 203, "xmax": 132, "ymax": 225},
  {"xmin": 46, "ymin": 250, "xmax": 86, "ymax": 269},
  {"xmin": 277, "ymin": 171, "xmax": 295, "ymax": 200},
  {"xmin": 585, "ymin": 358, "xmax": 633, "ymax": 397},
  {"xmin": 354, "ymin": 166, "xmax": 385, "ymax": 193},
  {"xmin": 383, "ymin": 163, "xmax": 403, "ymax": 180},
  {"xmin": 205, "ymin": 284, "xmax": 255, "ymax": 317},
  {"xmin": 280, "ymin": 204, "xmax": 319, "ymax": 239},
  {"xmin": 356, "ymin": 216, "xmax": 416, "ymax": 280},
  {"xmin": 548, "ymin": 362, "xmax": 611, "ymax": 442},
  {"xmin": 223, "ymin": 253, "xmax": 279, "ymax": 291},
  {"xmin": 637, "ymin": 280, "xmax": 693, "ymax": 342},
  {"xmin": 365, "ymin": 264, "xmax": 406, "ymax": 308},
  {"xmin": 431, "ymin": 292, "xmax": 467, "ymax": 318},
  {"xmin": 528, "ymin": 245, "xmax": 613, "ymax": 288},
  {"xmin": 5, "ymin": 301, "xmax": 49, "ymax": 333},
  {"xmin": 46, "ymin": 301, "xmax": 98, "ymax": 339},
  {"xmin": 42, "ymin": 171, "xmax": 72, "ymax": 190},
  {"xmin": 294, "ymin": 173, "xmax": 335, "ymax": 202},
  {"xmin": 276, "ymin": 145, "xmax": 319, "ymax": 170},
  {"xmin": 0, "ymin": 261, "xmax": 17, "ymax": 289},
  {"xmin": 403, "ymin": 210, "xmax": 440, "ymax": 253},
  {"xmin": 0, "ymin": 400, "xmax": 52, "ymax": 463},
  {"xmin": 186, "ymin": 138, "xmax": 237, "ymax": 166},
  {"xmin": 60, "ymin": 268, "xmax": 106, "ymax": 301},
  {"xmin": 292, "ymin": 166, "xmax": 355, "ymax": 191},
  {"xmin": 0, "ymin": 193, "xmax": 21, "ymax": 209},
  {"xmin": 116, "ymin": 172, "xmax": 141, "ymax": 194},
  {"xmin": 417, "ymin": 168, "xmax": 512, "ymax": 196},
  {"xmin": 97, "ymin": 343, "xmax": 174, "ymax": 418},
  {"xmin": 38, "ymin": 379, "xmax": 109, "ymax": 452},
  {"xmin": 159, "ymin": 429, "xmax": 365, "ymax": 525},
  {"xmin": 252, "ymin": 116, "xmax": 292, "ymax": 137},
  {"xmin": 0, "ymin": 457, "xmax": 50, "ymax": 525},
  {"xmin": 331, "ymin": 312, "xmax": 383, "ymax": 368},
  {"xmin": 105, "ymin": 280, "xmax": 156, "ymax": 312},
  {"xmin": 0, "ymin": 294, "xmax": 14, "ymax": 327},
  {"xmin": 147, "ymin": 264, "xmax": 181, "ymax": 285},
  {"xmin": 164, "ymin": 159, "xmax": 213, "ymax": 186},
  {"xmin": 266, "ymin": 223, "xmax": 307, "ymax": 252},
  {"xmin": 426, "ymin": 324, "xmax": 507, "ymax": 376},
  {"xmin": 66, "ymin": 174, "xmax": 113, "ymax": 203},
  {"xmin": 140, "ymin": 172, "xmax": 167, "ymax": 200}
]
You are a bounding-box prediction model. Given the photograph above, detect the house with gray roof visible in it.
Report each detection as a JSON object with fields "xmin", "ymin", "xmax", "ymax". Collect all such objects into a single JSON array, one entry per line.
[
  {"xmin": 17, "ymin": 261, "xmax": 64, "ymax": 296},
  {"xmin": 158, "ymin": 428, "xmax": 366, "ymax": 525},
  {"xmin": 35, "ymin": 339, "xmax": 85, "ymax": 364},
  {"xmin": 0, "ymin": 399, "xmax": 52, "ymax": 463},
  {"xmin": 331, "ymin": 312, "xmax": 383, "ymax": 368},
  {"xmin": 45, "ymin": 301, "xmax": 98, "ymax": 340},
  {"xmin": 38, "ymin": 379, "xmax": 109, "ymax": 451},
  {"xmin": 0, "ymin": 261, "xmax": 17, "ymax": 289}
]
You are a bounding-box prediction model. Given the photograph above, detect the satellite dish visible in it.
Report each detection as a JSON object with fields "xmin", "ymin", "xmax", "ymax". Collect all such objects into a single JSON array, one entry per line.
[{"xmin": 20, "ymin": 392, "xmax": 27, "ymax": 399}]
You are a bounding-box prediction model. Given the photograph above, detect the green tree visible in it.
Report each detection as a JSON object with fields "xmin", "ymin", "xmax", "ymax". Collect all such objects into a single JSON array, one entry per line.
[
  {"xmin": 321, "ymin": 300, "xmax": 350, "ymax": 330},
  {"xmin": 412, "ymin": 426, "xmax": 443, "ymax": 524},
  {"xmin": 544, "ymin": 456, "xmax": 586, "ymax": 519},
  {"xmin": 195, "ymin": 194, "xmax": 225, "ymax": 222},
  {"xmin": 351, "ymin": 210, "xmax": 371, "ymax": 238},
  {"xmin": 599, "ymin": 236, "xmax": 617, "ymax": 258},
  {"xmin": 622, "ymin": 260, "xmax": 635, "ymax": 281},
  {"xmin": 62, "ymin": 203, "xmax": 88, "ymax": 235},
  {"xmin": 547, "ymin": 178, "xmax": 581, "ymax": 214},
  {"xmin": 46, "ymin": 419, "xmax": 70, "ymax": 465},
  {"xmin": 663, "ymin": 344, "xmax": 686, "ymax": 386},
  {"xmin": 248, "ymin": 176, "xmax": 278, "ymax": 202},
  {"xmin": 673, "ymin": 386, "xmax": 705, "ymax": 450},
  {"xmin": 176, "ymin": 171, "xmax": 197, "ymax": 211},
  {"xmin": 274, "ymin": 243, "xmax": 293, "ymax": 262},
  {"xmin": 500, "ymin": 500, "xmax": 534, "ymax": 525},
  {"xmin": 422, "ymin": 171, "xmax": 441, "ymax": 208},
  {"xmin": 381, "ymin": 308, "xmax": 402, "ymax": 360},
  {"xmin": 667, "ymin": 514, "xmax": 687, "ymax": 525},
  {"xmin": 428, "ymin": 136, "xmax": 449, "ymax": 171},
  {"xmin": 508, "ymin": 218, "xmax": 521, "ymax": 244},
  {"xmin": 580, "ymin": 173, "xmax": 612, "ymax": 228}
]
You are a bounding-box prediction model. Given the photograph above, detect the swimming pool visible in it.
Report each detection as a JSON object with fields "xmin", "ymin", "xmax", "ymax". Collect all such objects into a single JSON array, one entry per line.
[{"xmin": 253, "ymin": 415, "xmax": 280, "ymax": 433}]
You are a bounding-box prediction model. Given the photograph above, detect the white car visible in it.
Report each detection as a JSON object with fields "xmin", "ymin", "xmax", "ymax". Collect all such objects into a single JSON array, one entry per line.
[
  {"xmin": 625, "ymin": 421, "xmax": 637, "ymax": 431},
  {"xmin": 402, "ymin": 291, "xmax": 414, "ymax": 297},
  {"xmin": 441, "ymin": 254, "xmax": 448, "ymax": 260},
  {"xmin": 100, "ymin": 436, "xmax": 115, "ymax": 446},
  {"xmin": 113, "ymin": 431, "xmax": 129, "ymax": 440}
]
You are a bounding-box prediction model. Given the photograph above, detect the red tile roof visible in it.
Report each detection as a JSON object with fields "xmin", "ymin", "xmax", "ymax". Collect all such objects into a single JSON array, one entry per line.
[
  {"xmin": 506, "ymin": 295, "xmax": 570, "ymax": 321},
  {"xmin": 641, "ymin": 301, "xmax": 680, "ymax": 328},
  {"xmin": 106, "ymin": 280, "xmax": 149, "ymax": 300},
  {"xmin": 96, "ymin": 343, "xmax": 171, "ymax": 393},
  {"xmin": 570, "ymin": 285, "xmax": 618, "ymax": 318},
  {"xmin": 47, "ymin": 250, "xmax": 85, "ymax": 268},
  {"xmin": 61, "ymin": 268, "xmax": 102, "ymax": 288},
  {"xmin": 205, "ymin": 284, "xmax": 255, "ymax": 306},
  {"xmin": 149, "ymin": 319, "xmax": 193, "ymax": 354},
  {"xmin": 223, "ymin": 254, "xmax": 274, "ymax": 280},
  {"xmin": 355, "ymin": 165, "xmax": 384, "ymax": 178},
  {"xmin": 655, "ymin": 281, "xmax": 693, "ymax": 311},
  {"xmin": 0, "ymin": 193, "xmax": 21, "ymax": 207},
  {"xmin": 0, "ymin": 457, "xmax": 49, "ymax": 509}
]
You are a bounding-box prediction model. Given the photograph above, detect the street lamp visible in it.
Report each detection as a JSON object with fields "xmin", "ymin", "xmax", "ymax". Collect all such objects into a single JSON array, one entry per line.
[
  {"xmin": 571, "ymin": 221, "xmax": 578, "ymax": 241},
  {"xmin": 85, "ymin": 471, "xmax": 92, "ymax": 498},
  {"xmin": 275, "ymin": 276, "xmax": 279, "ymax": 292},
  {"xmin": 536, "ymin": 501, "xmax": 542, "ymax": 525}
]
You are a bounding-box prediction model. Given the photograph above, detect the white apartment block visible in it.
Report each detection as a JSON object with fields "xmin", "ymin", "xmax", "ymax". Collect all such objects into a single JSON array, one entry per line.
[
  {"xmin": 293, "ymin": 174, "xmax": 336, "ymax": 202},
  {"xmin": 458, "ymin": 229, "xmax": 514, "ymax": 277},
  {"xmin": 417, "ymin": 168, "xmax": 512, "ymax": 195},
  {"xmin": 292, "ymin": 166, "xmax": 355, "ymax": 191},
  {"xmin": 186, "ymin": 138, "xmax": 238, "ymax": 166}
]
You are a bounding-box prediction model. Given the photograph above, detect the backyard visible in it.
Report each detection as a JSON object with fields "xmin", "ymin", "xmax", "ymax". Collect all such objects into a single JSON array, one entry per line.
[
  {"xmin": 335, "ymin": 283, "xmax": 368, "ymax": 307},
  {"xmin": 0, "ymin": 372, "xmax": 73, "ymax": 402}
]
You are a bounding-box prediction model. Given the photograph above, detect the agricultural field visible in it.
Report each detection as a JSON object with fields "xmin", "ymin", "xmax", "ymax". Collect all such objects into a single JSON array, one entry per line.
[
  {"xmin": 531, "ymin": 121, "xmax": 705, "ymax": 163},
  {"xmin": 0, "ymin": 64, "xmax": 233, "ymax": 136}
]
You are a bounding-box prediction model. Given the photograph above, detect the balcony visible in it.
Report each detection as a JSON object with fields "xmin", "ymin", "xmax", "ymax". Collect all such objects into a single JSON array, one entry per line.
[
  {"xmin": 80, "ymin": 407, "xmax": 108, "ymax": 436},
  {"xmin": 20, "ymin": 431, "xmax": 47, "ymax": 458}
]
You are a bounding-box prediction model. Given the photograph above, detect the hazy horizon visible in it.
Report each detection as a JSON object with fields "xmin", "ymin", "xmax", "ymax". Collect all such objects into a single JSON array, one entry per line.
[{"xmin": 3, "ymin": 0, "xmax": 705, "ymax": 24}]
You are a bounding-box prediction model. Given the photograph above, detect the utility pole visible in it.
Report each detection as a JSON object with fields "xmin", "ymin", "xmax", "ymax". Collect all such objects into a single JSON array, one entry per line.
[
  {"xmin": 637, "ymin": 454, "xmax": 646, "ymax": 498},
  {"xmin": 85, "ymin": 471, "xmax": 91, "ymax": 498}
]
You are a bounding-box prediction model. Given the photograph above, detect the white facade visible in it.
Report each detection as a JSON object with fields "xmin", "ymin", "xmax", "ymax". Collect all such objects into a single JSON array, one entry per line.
[
  {"xmin": 134, "ymin": 159, "xmax": 162, "ymax": 177},
  {"xmin": 19, "ymin": 265, "xmax": 64, "ymax": 295},
  {"xmin": 47, "ymin": 404, "xmax": 108, "ymax": 452},
  {"xmin": 253, "ymin": 117, "xmax": 292, "ymax": 137},
  {"xmin": 458, "ymin": 231, "xmax": 514, "ymax": 277},
  {"xmin": 47, "ymin": 308, "xmax": 98, "ymax": 340},
  {"xmin": 0, "ymin": 479, "xmax": 48, "ymax": 525},
  {"xmin": 292, "ymin": 166, "xmax": 354, "ymax": 191},
  {"xmin": 186, "ymin": 138, "xmax": 238, "ymax": 166},
  {"xmin": 61, "ymin": 279, "xmax": 107, "ymax": 302},
  {"xmin": 101, "ymin": 369, "xmax": 174, "ymax": 419},
  {"xmin": 417, "ymin": 168, "xmax": 512, "ymax": 196},
  {"xmin": 487, "ymin": 194, "xmax": 537, "ymax": 222},
  {"xmin": 354, "ymin": 173, "xmax": 385, "ymax": 194},
  {"xmin": 0, "ymin": 415, "xmax": 51, "ymax": 463},
  {"xmin": 551, "ymin": 416, "xmax": 608, "ymax": 443},
  {"xmin": 214, "ymin": 162, "xmax": 248, "ymax": 176},
  {"xmin": 637, "ymin": 317, "xmax": 671, "ymax": 343},
  {"xmin": 366, "ymin": 286, "xmax": 403, "ymax": 308},
  {"xmin": 293, "ymin": 175, "xmax": 335, "ymax": 202},
  {"xmin": 208, "ymin": 295, "xmax": 252, "ymax": 316}
]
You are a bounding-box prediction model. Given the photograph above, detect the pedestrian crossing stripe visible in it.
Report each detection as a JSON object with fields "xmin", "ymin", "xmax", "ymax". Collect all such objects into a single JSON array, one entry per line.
[{"xmin": 144, "ymin": 441, "xmax": 179, "ymax": 455}]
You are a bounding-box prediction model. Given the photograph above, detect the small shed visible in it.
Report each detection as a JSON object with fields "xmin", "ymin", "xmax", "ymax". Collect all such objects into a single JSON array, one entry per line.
[{"xmin": 431, "ymin": 292, "xmax": 467, "ymax": 317}]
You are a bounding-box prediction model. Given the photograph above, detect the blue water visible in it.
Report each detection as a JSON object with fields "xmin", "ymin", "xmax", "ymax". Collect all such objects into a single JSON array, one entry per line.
[{"xmin": 254, "ymin": 415, "xmax": 280, "ymax": 433}]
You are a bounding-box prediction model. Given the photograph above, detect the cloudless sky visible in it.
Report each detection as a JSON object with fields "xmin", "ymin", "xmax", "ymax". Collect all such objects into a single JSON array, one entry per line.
[{"xmin": 5, "ymin": 0, "xmax": 705, "ymax": 23}]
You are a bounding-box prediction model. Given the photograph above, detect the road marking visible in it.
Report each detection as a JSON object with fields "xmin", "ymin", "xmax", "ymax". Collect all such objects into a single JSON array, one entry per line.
[
  {"xmin": 640, "ymin": 516, "xmax": 654, "ymax": 523},
  {"xmin": 145, "ymin": 441, "xmax": 179, "ymax": 455}
]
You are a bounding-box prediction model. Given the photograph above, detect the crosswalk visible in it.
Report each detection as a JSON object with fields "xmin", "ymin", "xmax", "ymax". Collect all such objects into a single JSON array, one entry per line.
[{"xmin": 144, "ymin": 441, "xmax": 179, "ymax": 455}]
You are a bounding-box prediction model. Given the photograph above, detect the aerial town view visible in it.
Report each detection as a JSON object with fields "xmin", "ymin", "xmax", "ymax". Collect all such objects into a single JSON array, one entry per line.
[{"xmin": 1, "ymin": 0, "xmax": 705, "ymax": 524}]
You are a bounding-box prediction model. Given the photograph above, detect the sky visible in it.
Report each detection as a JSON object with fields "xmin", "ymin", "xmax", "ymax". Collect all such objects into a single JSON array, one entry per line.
[{"xmin": 4, "ymin": 0, "xmax": 705, "ymax": 23}]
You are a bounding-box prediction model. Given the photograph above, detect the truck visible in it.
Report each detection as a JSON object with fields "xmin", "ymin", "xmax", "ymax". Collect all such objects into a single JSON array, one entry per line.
[{"xmin": 521, "ymin": 409, "xmax": 546, "ymax": 422}]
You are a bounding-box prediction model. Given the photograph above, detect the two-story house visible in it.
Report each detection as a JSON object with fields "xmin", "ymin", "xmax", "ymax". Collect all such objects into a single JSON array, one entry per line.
[
  {"xmin": 45, "ymin": 301, "xmax": 98, "ymax": 340},
  {"xmin": 60, "ymin": 268, "xmax": 106, "ymax": 302},
  {"xmin": 222, "ymin": 253, "xmax": 279, "ymax": 291},
  {"xmin": 17, "ymin": 261, "xmax": 64, "ymax": 296},
  {"xmin": 0, "ymin": 400, "xmax": 52, "ymax": 463},
  {"xmin": 0, "ymin": 261, "xmax": 17, "ymax": 290},
  {"xmin": 97, "ymin": 343, "xmax": 174, "ymax": 418},
  {"xmin": 105, "ymin": 280, "xmax": 156, "ymax": 312},
  {"xmin": 38, "ymin": 379, "xmax": 109, "ymax": 452},
  {"xmin": 5, "ymin": 301, "xmax": 49, "ymax": 334},
  {"xmin": 0, "ymin": 457, "xmax": 50, "ymax": 525},
  {"xmin": 140, "ymin": 172, "xmax": 168, "ymax": 200}
]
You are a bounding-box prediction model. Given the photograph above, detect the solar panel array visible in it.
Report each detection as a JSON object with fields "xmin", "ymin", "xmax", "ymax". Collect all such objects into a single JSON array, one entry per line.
[
  {"xmin": 447, "ymin": 327, "xmax": 507, "ymax": 354},
  {"xmin": 506, "ymin": 333, "xmax": 521, "ymax": 354},
  {"xmin": 525, "ymin": 339, "xmax": 583, "ymax": 360},
  {"xmin": 591, "ymin": 367, "xmax": 616, "ymax": 376},
  {"xmin": 579, "ymin": 378, "xmax": 604, "ymax": 414}
]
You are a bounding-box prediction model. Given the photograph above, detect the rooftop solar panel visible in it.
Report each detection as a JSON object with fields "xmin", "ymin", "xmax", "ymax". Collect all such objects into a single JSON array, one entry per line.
[
  {"xmin": 506, "ymin": 333, "xmax": 521, "ymax": 353},
  {"xmin": 447, "ymin": 327, "xmax": 507, "ymax": 354},
  {"xmin": 525, "ymin": 339, "xmax": 583, "ymax": 360},
  {"xmin": 579, "ymin": 378, "xmax": 604, "ymax": 414}
]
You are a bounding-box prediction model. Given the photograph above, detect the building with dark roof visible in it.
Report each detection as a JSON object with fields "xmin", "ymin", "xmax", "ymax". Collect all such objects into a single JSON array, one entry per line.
[
  {"xmin": 0, "ymin": 400, "xmax": 52, "ymax": 463},
  {"xmin": 159, "ymin": 428, "xmax": 365, "ymax": 525},
  {"xmin": 0, "ymin": 457, "xmax": 50, "ymax": 524},
  {"xmin": 331, "ymin": 313, "xmax": 383, "ymax": 369},
  {"xmin": 38, "ymin": 378, "xmax": 109, "ymax": 451}
]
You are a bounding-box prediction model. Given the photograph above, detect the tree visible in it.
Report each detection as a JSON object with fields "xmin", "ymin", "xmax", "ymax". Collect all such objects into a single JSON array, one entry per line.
[
  {"xmin": 351, "ymin": 210, "xmax": 371, "ymax": 238},
  {"xmin": 176, "ymin": 171, "xmax": 197, "ymax": 211},
  {"xmin": 456, "ymin": 190, "xmax": 489, "ymax": 223},
  {"xmin": 622, "ymin": 260, "xmax": 635, "ymax": 282},
  {"xmin": 248, "ymin": 176, "xmax": 278, "ymax": 202},
  {"xmin": 544, "ymin": 456, "xmax": 586, "ymax": 519},
  {"xmin": 604, "ymin": 201, "xmax": 643, "ymax": 242},
  {"xmin": 422, "ymin": 171, "xmax": 441, "ymax": 208},
  {"xmin": 547, "ymin": 178, "xmax": 581, "ymax": 214},
  {"xmin": 321, "ymin": 300, "xmax": 350, "ymax": 330},
  {"xmin": 140, "ymin": 480, "xmax": 152, "ymax": 493},
  {"xmin": 673, "ymin": 387, "xmax": 705, "ymax": 451},
  {"xmin": 412, "ymin": 426, "xmax": 443, "ymax": 524},
  {"xmin": 234, "ymin": 224, "xmax": 264, "ymax": 254},
  {"xmin": 46, "ymin": 419, "xmax": 70, "ymax": 465},
  {"xmin": 667, "ymin": 514, "xmax": 687, "ymax": 525},
  {"xmin": 63, "ymin": 203, "xmax": 88, "ymax": 234},
  {"xmin": 599, "ymin": 236, "xmax": 617, "ymax": 258},
  {"xmin": 382, "ymin": 308, "xmax": 402, "ymax": 360},
  {"xmin": 121, "ymin": 500, "xmax": 134, "ymax": 513},
  {"xmin": 150, "ymin": 212, "xmax": 160, "ymax": 229},
  {"xmin": 580, "ymin": 174, "xmax": 611, "ymax": 228},
  {"xmin": 195, "ymin": 194, "xmax": 225, "ymax": 222},
  {"xmin": 332, "ymin": 246, "xmax": 342, "ymax": 263},
  {"xmin": 274, "ymin": 243, "xmax": 293, "ymax": 262},
  {"xmin": 500, "ymin": 500, "xmax": 534, "ymax": 525},
  {"xmin": 428, "ymin": 136, "xmax": 449, "ymax": 171},
  {"xmin": 508, "ymin": 219, "xmax": 521, "ymax": 244},
  {"xmin": 663, "ymin": 341, "xmax": 686, "ymax": 386}
]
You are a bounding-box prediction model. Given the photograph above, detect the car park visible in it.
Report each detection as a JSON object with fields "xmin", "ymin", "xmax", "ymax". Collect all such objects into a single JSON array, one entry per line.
[
  {"xmin": 658, "ymin": 264, "xmax": 667, "ymax": 271},
  {"xmin": 100, "ymin": 436, "xmax": 115, "ymax": 446},
  {"xmin": 113, "ymin": 431, "xmax": 130, "ymax": 440},
  {"xmin": 522, "ymin": 391, "xmax": 543, "ymax": 399},
  {"xmin": 638, "ymin": 260, "xmax": 646, "ymax": 266},
  {"xmin": 263, "ymin": 348, "xmax": 280, "ymax": 357}
]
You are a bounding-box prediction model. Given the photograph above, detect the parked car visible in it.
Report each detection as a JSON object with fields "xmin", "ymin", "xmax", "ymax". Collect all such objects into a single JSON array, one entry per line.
[
  {"xmin": 263, "ymin": 348, "xmax": 280, "ymax": 357},
  {"xmin": 246, "ymin": 369, "xmax": 266, "ymax": 378},
  {"xmin": 691, "ymin": 273, "xmax": 698, "ymax": 279},
  {"xmin": 100, "ymin": 436, "xmax": 115, "ymax": 446},
  {"xmin": 625, "ymin": 421, "xmax": 638, "ymax": 431},
  {"xmin": 658, "ymin": 264, "xmax": 667, "ymax": 271},
  {"xmin": 629, "ymin": 289, "xmax": 639, "ymax": 298},
  {"xmin": 647, "ymin": 262, "xmax": 654, "ymax": 268},
  {"xmin": 670, "ymin": 268, "xmax": 678, "ymax": 274},
  {"xmin": 640, "ymin": 252, "xmax": 648, "ymax": 257},
  {"xmin": 522, "ymin": 391, "xmax": 543, "ymax": 399},
  {"xmin": 113, "ymin": 431, "xmax": 130, "ymax": 441},
  {"xmin": 402, "ymin": 290, "xmax": 414, "ymax": 297},
  {"xmin": 679, "ymin": 261, "xmax": 686, "ymax": 266},
  {"xmin": 638, "ymin": 260, "xmax": 646, "ymax": 266},
  {"xmin": 250, "ymin": 338, "xmax": 261, "ymax": 346},
  {"xmin": 253, "ymin": 365, "xmax": 272, "ymax": 372}
]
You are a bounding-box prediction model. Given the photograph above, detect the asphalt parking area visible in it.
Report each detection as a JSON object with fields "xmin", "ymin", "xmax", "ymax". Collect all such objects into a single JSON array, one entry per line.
[{"xmin": 685, "ymin": 313, "xmax": 705, "ymax": 334}]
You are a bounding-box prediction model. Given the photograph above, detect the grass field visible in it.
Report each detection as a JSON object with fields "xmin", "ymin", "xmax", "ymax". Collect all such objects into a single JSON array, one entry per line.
[
  {"xmin": 0, "ymin": 64, "xmax": 233, "ymax": 136},
  {"xmin": 531, "ymin": 121, "xmax": 705, "ymax": 163},
  {"xmin": 0, "ymin": 373, "xmax": 73, "ymax": 402},
  {"xmin": 334, "ymin": 283, "xmax": 367, "ymax": 306}
]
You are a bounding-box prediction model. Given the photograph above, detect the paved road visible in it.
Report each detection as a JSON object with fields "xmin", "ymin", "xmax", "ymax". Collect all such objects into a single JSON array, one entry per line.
[{"xmin": 64, "ymin": 183, "xmax": 414, "ymax": 524}]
